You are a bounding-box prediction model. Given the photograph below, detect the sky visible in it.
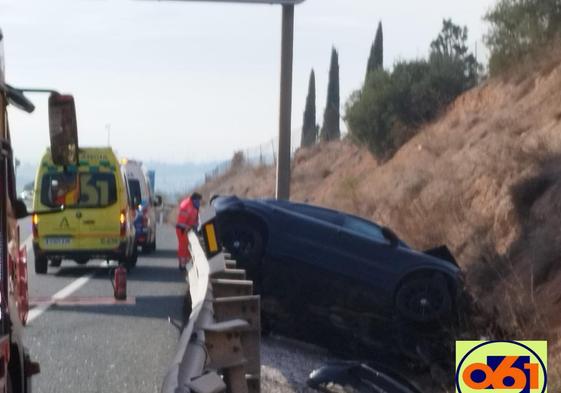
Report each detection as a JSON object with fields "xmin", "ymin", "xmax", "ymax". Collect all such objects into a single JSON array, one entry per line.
[{"xmin": 1, "ymin": 0, "xmax": 496, "ymax": 165}]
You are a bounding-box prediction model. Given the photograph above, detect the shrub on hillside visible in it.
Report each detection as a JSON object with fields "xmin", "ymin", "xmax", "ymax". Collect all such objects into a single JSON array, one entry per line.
[
  {"xmin": 485, "ymin": 0, "xmax": 561, "ymax": 75},
  {"xmin": 231, "ymin": 150, "xmax": 245, "ymax": 170},
  {"xmin": 346, "ymin": 20, "xmax": 479, "ymax": 160}
]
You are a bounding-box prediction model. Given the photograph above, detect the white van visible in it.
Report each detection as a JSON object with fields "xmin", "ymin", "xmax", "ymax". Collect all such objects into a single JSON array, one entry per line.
[{"xmin": 121, "ymin": 159, "xmax": 160, "ymax": 253}]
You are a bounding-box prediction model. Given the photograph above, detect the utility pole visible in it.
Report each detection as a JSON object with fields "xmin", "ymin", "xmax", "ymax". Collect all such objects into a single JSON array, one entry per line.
[
  {"xmin": 106, "ymin": 123, "xmax": 111, "ymax": 146},
  {"xmin": 276, "ymin": 4, "xmax": 294, "ymax": 200},
  {"xmin": 146, "ymin": 0, "xmax": 306, "ymax": 200}
]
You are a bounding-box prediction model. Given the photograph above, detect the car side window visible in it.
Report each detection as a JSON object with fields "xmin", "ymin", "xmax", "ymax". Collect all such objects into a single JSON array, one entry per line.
[
  {"xmin": 127, "ymin": 179, "xmax": 142, "ymax": 207},
  {"xmin": 343, "ymin": 216, "xmax": 387, "ymax": 242},
  {"xmin": 292, "ymin": 204, "xmax": 343, "ymax": 226}
]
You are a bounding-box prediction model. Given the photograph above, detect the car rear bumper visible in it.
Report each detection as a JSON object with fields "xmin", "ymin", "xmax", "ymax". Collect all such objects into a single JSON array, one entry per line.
[
  {"xmin": 135, "ymin": 230, "xmax": 148, "ymax": 245},
  {"xmin": 33, "ymin": 241, "xmax": 128, "ymax": 260},
  {"xmin": 134, "ymin": 226, "xmax": 154, "ymax": 245}
]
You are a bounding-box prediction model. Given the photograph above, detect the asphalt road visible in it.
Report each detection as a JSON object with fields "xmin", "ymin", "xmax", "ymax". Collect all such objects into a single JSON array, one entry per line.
[{"xmin": 18, "ymin": 218, "xmax": 186, "ymax": 393}]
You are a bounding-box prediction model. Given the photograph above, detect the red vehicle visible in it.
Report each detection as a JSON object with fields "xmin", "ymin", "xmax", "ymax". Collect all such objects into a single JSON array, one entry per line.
[
  {"xmin": 0, "ymin": 28, "xmax": 79, "ymax": 392},
  {"xmin": 0, "ymin": 30, "xmax": 37, "ymax": 392}
]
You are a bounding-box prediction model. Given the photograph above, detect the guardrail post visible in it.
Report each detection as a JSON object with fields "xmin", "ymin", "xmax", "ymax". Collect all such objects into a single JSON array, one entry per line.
[
  {"xmin": 211, "ymin": 279, "xmax": 253, "ymax": 298},
  {"xmin": 212, "ymin": 296, "xmax": 261, "ymax": 393},
  {"xmin": 212, "ymin": 269, "xmax": 246, "ymax": 280},
  {"xmin": 162, "ymin": 207, "xmax": 261, "ymax": 393}
]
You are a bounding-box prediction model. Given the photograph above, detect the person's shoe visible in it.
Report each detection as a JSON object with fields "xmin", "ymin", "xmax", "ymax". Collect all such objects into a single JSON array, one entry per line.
[{"xmin": 179, "ymin": 265, "xmax": 186, "ymax": 272}]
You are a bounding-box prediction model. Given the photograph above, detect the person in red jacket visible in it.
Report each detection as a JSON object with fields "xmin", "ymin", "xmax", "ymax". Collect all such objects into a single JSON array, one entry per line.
[{"xmin": 176, "ymin": 192, "xmax": 202, "ymax": 271}]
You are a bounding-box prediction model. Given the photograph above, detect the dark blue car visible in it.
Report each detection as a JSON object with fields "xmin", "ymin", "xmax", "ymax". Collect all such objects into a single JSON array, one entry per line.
[{"xmin": 212, "ymin": 195, "xmax": 463, "ymax": 328}]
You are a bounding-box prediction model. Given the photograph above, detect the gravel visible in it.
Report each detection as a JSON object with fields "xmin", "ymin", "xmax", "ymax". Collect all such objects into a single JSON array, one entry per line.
[{"xmin": 261, "ymin": 335, "xmax": 333, "ymax": 393}]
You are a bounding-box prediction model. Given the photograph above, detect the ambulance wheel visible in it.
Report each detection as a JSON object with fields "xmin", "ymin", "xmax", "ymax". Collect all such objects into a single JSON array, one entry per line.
[
  {"xmin": 35, "ymin": 255, "xmax": 48, "ymax": 275},
  {"xmin": 50, "ymin": 258, "xmax": 62, "ymax": 267},
  {"xmin": 6, "ymin": 372, "xmax": 13, "ymax": 393}
]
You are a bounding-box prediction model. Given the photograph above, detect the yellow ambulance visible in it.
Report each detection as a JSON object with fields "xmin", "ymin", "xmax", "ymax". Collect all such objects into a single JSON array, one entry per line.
[{"xmin": 32, "ymin": 147, "xmax": 137, "ymax": 274}]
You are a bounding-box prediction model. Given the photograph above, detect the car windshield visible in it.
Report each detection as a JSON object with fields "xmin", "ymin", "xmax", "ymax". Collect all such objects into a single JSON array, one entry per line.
[{"xmin": 41, "ymin": 172, "xmax": 117, "ymax": 208}]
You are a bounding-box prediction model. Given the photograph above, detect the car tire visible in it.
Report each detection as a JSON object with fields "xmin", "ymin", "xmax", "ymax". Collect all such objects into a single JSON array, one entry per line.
[
  {"xmin": 34, "ymin": 254, "xmax": 48, "ymax": 275},
  {"xmin": 219, "ymin": 218, "xmax": 265, "ymax": 293},
  {"xmin": 50, "ymin": 258, "xmax": 62, "ymax": 267},
  {"xmin": 395, "ymin": 272, "xmax": 452, "ymax": 324},
  {"xmin": 220, "ymin": 218, "xmax": 264, "ymax": 266},
  {"xmin": 127, "ymin": 243, "xmax": 138, "ymax": 268},
  {"xmin": 142, "ymin": 239, "xmax": 155, "ymax": 254}
]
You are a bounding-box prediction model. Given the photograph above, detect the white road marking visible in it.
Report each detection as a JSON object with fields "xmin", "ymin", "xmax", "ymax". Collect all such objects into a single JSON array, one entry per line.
[
  {"xmin": 27, "ymin": 273, "xmax": 95, "ymax": 323},
  {"xmin": 23, "ymin": 235, "xmax": 104, "ymax": 324}
]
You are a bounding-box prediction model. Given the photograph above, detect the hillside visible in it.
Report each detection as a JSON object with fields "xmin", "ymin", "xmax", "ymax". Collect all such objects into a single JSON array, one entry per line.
[{"xmin": 197, "ymin": 48, "xmax": 561, "ymax": 377}]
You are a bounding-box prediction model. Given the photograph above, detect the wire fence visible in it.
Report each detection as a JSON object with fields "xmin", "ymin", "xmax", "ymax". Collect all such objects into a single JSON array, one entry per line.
[{"xmin": 204, "ymin": 134, "xmax": 300, "ymax": 183}]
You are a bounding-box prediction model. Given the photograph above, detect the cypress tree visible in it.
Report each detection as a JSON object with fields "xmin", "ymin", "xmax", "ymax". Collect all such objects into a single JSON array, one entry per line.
[
  {"xmin": 301, "ymin": 69, "xmax": 317, "ymax": 148},
  {"xmin": 320, "ymin": 48, "xmax": 340, "ymax": 142},
  {"xmin": 366, "ymin": 21, "xmax": 384, "ymax": 78}
]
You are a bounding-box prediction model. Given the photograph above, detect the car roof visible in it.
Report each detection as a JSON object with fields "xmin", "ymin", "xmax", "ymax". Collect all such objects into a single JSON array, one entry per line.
[{"xmin": 261, "ymin": 198, "xmax": 378, "ymax": 225}]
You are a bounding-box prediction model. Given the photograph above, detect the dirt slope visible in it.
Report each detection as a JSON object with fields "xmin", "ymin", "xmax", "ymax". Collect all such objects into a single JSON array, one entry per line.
[{"xmin": 198, "ymin": 48, "xmax": 561, "ymax": 358}]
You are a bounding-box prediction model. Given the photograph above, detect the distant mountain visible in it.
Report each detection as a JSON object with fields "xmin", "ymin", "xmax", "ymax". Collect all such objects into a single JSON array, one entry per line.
[{"xmin": 14, "ymin": 160, "xmax": 225, "ymax": 196}]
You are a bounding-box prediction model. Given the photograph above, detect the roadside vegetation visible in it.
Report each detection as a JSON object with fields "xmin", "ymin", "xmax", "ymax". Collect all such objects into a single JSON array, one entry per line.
[
  {"xmin": 485, "ymin": 0, "xmax": 561, "ymax": 75},
  {"xmin": 346, "ymin": 19, "xmax": 480, "ymax": 160}
]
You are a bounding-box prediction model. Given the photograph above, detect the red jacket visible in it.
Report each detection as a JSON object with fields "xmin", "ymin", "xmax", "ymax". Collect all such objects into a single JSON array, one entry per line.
[{"xmin": 176, "ymin": 197, "xmax": 198, "ymax": 230}]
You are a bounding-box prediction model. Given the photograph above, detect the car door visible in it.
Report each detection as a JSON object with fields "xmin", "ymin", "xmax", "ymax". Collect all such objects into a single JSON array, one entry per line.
[
  {"xmin": 126, "ymin": 177, "xmax": 143, "ymax": 236},
  {"xmin": 274, "ymin": 204, "xmax": 343, "ymax": 264},
  {"xmin": 334, "ymin": 216, "xmax": 402, "ymax": 310},
  {"xmin": 266, "ymin": 204, "xmax": 345, "ymax": 330}
]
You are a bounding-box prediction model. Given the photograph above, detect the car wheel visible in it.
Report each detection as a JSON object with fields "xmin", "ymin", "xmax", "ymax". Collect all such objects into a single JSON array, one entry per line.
[
  {"xmin": 395, "ymin": 273, "xmax": 452, "ymax": 324},
  {"xmin": 127, "ymin": 243, "xmax": 138, "ymax": 268},
  {"xmin": 34, "ymin": 254, "xmax": 48, "ymax": 275},
  {"xmin": 220, "ymin": 219, "xmax": 264, "ymax": 265},
  {"xmin": 50, "ymin": 258, "xmax": 62, "ymax": 267},
  {"xmin": 142, "ymin": 237, "xmax": 155, "ymax": 254}
]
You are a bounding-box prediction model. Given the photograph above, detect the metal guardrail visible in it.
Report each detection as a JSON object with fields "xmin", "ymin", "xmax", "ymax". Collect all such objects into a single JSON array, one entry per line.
[{"xmin": 162, "ymin": 208, "xmax": 261, "ymax": 393}]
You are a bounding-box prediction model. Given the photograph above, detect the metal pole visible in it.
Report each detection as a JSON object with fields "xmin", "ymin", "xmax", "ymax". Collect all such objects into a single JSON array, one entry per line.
[
  {"xmin": 275, "ymin": 4, "xmax": 294, "ymax": 200},
  {"xmin": 106, "ymin": 124, "xmax": 111, "ymax": 146}
]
